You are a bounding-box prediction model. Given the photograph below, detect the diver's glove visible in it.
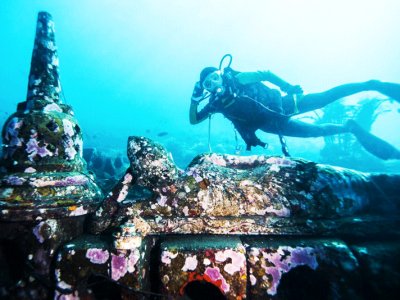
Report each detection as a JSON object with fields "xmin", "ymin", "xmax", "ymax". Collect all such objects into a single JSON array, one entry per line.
[
  {"xmin": 246, "ymin": 140, "xmax": 267, "ymax": 151},
  {"xmin": 285, "ymin": 84, "xmax": 303, "ymax": 95},
  {"xmin": 191, "ymin": 81, "xmax": 204, "ymax": 103}
]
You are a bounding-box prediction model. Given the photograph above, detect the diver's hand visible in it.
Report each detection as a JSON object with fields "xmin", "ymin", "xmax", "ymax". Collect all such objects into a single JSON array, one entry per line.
[
  {"xmin": 286, "ymin": 84, "xmax": 303, "ymax": 95},
  {"xmin": 191, "ymin": 81, "xmax": 204, "ymax": 103}
]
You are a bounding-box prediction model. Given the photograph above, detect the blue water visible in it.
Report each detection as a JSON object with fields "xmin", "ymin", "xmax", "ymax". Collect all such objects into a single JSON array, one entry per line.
[{"xmin": 1, "ymin": 0, "xmax": 399, "ymax": 171}]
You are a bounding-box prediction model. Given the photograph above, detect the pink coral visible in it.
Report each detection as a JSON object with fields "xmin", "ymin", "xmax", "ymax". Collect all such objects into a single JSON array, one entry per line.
[
  {"xmin": 204, "ymin": 267, "xmax": 221, "ymax": 281},
  {"xmin": 44, "ymin": 103, "xmax": 62, "ymax": 112},
  {"xmin": 186, "ymin": 167, "xmax": 203, "ymax": 182},
  {"xmin": 208, "ymin": 154, "xmax": 227, "ymax": 167},
  {"xmin": 86, "ymin": 248, "xmax": 109, "ymax": 264},
  {"xmin": 266, "ymin": 157, "xmax": 296, "ymax": 166},
  {"xmin": 265, "ymin": 206, "xmax": 291, "ymax": 217},
  {"xmin": 63, "ymin": 137, "xmax": 77, "ymax": 160},
  {"xmin": 256, "ymin": 246, "xmax": 318, "ymax": 296},
  {"xmin": 161, "ymin": 251, "xmax": 178, "ymax": 265},
  {"xmin": 26, "ymin": 137, "xmax": 53, "ymax": 160},
  {"xmin": 157, "ymin": 195, "xmax": 168, "ymax": 206},
  {"xmin": 127, "ymin": 250, "xmax": 140, "ymax": 273},
  {"xmin": 54, "ymin": 175, "xmax": 88, "ymax": 186},
  {"xmin": 204, "ymin": 267, "xmax": 230, "ymax": 293},
  {"xmin": 214, "ymin": 249, "xmax": 246, "ymax": 275},
  {"xmin": 62, "ymin": 119, "xmax": 74, "ymax": 136},
  {"xmin": 5, "ymin": 176, "xmax": 26, "ymax": 185},
  {"xmin": 111, "ymin": 254, "xmax": 127, "ymax": 281},
  {"xmin": 182, "ymin": 255, "xmax": 198, "ymax": 271}
]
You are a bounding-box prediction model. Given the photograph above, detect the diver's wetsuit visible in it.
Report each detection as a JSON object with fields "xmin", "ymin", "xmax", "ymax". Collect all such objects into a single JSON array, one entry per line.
[
  {"xmin": 194, "ymin": 81, "xmax": 286, "ymax": 149},
  {"xmin": 193, "ymin": 69, "xmax": 347, "ymax": 150},
  {"xmin": 190, "ymin": 68, "xmax": 400, "ymax": 158}
]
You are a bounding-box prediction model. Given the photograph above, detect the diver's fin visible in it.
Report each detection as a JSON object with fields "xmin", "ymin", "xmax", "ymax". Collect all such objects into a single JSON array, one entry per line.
[
  {"xmin": 346, "ymin": 120, "xmax": 400, "ymax": 160},
  {"xmin": 379, "ymin": 82, "xmax": 400, "ymax": 103},
  {"xmin": 367, "ymin": 80, "xmax": 400, "ymax": 103}
]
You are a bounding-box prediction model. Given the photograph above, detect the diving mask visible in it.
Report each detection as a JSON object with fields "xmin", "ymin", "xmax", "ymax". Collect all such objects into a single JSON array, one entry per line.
[{"xmin": 202, "ymin": 70, "xmax": 224, "ymax": 94}]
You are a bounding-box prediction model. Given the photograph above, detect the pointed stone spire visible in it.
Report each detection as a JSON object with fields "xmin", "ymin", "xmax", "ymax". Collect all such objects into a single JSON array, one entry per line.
[
  {"xmin": 26, "ymin": 11, "xmax": 62, "ymax": 104},
  {"xmin": 0, "ymin": 12, "xmax": 103, "ymax": 221}
]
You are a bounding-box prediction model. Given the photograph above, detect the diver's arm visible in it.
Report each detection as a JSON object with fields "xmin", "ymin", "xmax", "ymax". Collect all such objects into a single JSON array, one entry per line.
[
  {"xmin": 235, "ymin": 71, "xmax": 302, "ymax": 94},
  {"xmin": 189, "ymin": 100, "xmax": 209, "ymax": 124},
  {"xmin": 189, "ymin": 81, "xmax": 209, "ymax": 124}
]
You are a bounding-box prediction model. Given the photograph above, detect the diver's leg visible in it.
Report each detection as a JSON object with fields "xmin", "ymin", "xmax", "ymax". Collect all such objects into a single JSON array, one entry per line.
[
  {"xmin": 273, "ymin": 119, "xmax": 400, "ymax": 160},
  {"xmin": 275, "ymin": 119, "xmax": 349, "ymax": 137},
  {"xmin": 346, "ymin": 120, "xmax": 400, "ymax": 160},
  {"xmin": 297, "ymin": 80, "xmax": 400, "ymax": 113},
  {"xmin": 367, "ymin": 80, "xmax": 400, "ymax": 102}
]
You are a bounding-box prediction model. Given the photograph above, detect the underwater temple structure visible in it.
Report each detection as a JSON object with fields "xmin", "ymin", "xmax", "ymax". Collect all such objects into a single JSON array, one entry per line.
[
  {"xmin": 0, "ymin": 11, "xmax": 103, "ymax": 299},
  {"xmin": 1, "ymin": 11, "xmax": 400, "ymax": 300}
]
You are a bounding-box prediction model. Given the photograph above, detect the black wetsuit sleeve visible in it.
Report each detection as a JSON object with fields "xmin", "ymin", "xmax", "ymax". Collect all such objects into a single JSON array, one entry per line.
[
  {"xmin": 190, "ymin": 100, "xmax": 217, "ymax": 124},
  {"xmin": 196, "ymin": 102, "xmax": 214, "ymax": 121}
]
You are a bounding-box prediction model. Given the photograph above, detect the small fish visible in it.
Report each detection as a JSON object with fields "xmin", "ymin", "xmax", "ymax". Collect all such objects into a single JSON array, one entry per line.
[{"xmin": 157, "ymin": 131, "xmax": 168, "ymax": 137}]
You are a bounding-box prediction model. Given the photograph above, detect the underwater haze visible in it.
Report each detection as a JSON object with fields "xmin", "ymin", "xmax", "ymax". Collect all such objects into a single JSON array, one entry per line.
[{"xmin": 1, "ymin": 0, "xmax": 400, "ymax": 171}]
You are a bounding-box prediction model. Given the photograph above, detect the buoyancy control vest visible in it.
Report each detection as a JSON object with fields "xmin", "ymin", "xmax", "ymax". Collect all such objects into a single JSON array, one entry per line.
[{"xmin": 214, "ymin": 68, "xmax": 287, "ymax": 126}]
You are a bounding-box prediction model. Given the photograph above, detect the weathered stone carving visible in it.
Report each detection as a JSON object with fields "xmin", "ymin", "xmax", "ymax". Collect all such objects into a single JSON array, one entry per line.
[
  {"xmin": 0, "ymin": 12, "xmax": 102, "ymax": 299},
  {"xmin": 89, "ymin": 136, "xmax": 399, "ymax": 236}
]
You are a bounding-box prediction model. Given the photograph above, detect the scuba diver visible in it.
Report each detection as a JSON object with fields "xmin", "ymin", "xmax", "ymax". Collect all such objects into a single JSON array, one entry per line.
[{"xmin": 189, "ymin": 54, "xmax": 400, "ymax": 160}]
